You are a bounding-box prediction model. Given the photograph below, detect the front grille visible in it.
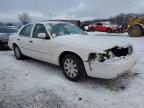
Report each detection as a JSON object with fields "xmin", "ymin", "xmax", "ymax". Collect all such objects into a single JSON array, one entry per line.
[{"xmin": 111, "ymin": 46, "xmax": 133, "ymax": 57}]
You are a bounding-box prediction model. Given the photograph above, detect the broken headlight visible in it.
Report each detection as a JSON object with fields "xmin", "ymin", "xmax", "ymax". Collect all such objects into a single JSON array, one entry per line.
[
  {"xmin": 107, "ymin": 50, "xmax": 115, "ymax": 59},
  {"xmin": 88, "ymin": 53, "xmax": 105, "ymax": 62}
]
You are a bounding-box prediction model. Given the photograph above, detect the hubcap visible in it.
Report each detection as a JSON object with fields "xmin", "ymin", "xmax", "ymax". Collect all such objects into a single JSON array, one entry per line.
[
  {"xmin": 64, "ymin": 59, "xmax": 78, "ymax": 78},
  {"xmin": 15, "ymin": 47, "xmax": 20, "ymax": 58}
]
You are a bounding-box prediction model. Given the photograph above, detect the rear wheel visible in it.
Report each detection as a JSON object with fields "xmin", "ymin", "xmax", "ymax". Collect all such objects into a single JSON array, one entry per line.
[
  {"xmin": 13, "ymin": 45, "xmax": 24, "ymax": 60},
  {"xmin": 128, "ymin": 25, "xmax": 143, "ymax": 37},
  {"xmin": 61, "ymin": 54, "xmax": 86, "ymax": 82}
]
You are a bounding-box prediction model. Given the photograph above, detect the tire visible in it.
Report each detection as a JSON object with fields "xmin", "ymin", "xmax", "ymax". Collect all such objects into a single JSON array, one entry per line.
[
  {"xmin": 91, "ymin": 28, "xmax": 95, "ymax": 32},
  {"xmin": 128, "ymin": 25, "xmax": 143, "ymax": 37},
  {"xmin": 107, "ymin": 29, "xmax": 112, "ymax": 33},
  {"xmin": 13, "ymin": 45, "xmax": 24, "ymax": 60},
  {"xmin": 61, "ymin": 54, "xmax": 86, "ymax": 82}
]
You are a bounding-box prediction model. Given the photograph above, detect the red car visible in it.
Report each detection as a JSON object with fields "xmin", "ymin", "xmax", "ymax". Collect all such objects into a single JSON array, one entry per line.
[{"xmin": 88, "ymin": 22, "xmax": 118, "ymax": 33}]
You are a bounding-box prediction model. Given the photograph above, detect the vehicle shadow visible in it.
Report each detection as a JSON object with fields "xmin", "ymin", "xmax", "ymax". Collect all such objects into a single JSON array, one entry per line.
[
  {"xmin": 18, "ymin": 57, "xmax": 139, "ymax": 92},
  {"xmin": 0, "ymin": 46, "xmax": 11, "ymax": 51},
  {"xmin": 23, "ymin": 57, "xmax": 63, "ymax": 76},
  {"xmin": 79, "ymin": 71, "xmax": 139, "ymax": 92}
]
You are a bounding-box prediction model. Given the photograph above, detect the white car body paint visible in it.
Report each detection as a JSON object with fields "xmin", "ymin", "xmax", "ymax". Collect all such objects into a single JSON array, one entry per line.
[{"xmin": 8, "ymin": 21, "xmax": 136, "ymax": 79}]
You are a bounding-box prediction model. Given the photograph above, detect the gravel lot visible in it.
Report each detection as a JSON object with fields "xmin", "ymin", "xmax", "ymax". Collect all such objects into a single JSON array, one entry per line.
[{"xmin": 0, "ymin": 33, "xmax": 144, "ymax": 108}]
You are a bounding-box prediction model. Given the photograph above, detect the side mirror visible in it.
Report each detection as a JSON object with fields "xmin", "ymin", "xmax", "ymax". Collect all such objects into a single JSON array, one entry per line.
[{"xmin": 37, "ymin": 33, "xmax": 47, "ymax": 39}]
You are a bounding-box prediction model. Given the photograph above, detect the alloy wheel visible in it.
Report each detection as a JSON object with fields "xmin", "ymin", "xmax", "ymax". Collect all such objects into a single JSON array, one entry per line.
[{"xmin": 64, "ymin": 59, "xmax": 78, "ymax": 78}]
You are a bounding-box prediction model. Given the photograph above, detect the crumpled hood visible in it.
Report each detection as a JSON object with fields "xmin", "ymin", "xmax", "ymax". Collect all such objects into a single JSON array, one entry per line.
[{"xmin": 55, "ymin": 34, "xmax": 129, "ymax": 50}]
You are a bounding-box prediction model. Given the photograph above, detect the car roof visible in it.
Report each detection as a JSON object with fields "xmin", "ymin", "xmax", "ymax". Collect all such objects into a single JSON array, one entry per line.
[{"xmin": 28, "ymin": 21, "xmax": 69, "ymax": 25}]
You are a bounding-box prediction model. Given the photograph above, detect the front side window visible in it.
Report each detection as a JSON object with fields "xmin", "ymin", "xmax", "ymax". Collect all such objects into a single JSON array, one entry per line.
[
  {"xmin": 20, "ymin": 24, "xmax": 33, "ymax": 37},
  {"xmin": 47, "ymin": 23, "xmax": 88, "ymax": 37},
  {"xmin": 32, "ymin": 24, "xmax": 47, "ymax": 38}
]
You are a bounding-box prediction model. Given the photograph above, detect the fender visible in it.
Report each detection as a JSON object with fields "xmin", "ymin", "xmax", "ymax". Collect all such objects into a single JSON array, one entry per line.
[{"xmin": 53, "ymin": 46, "xmax": 105, "ymax": 65}]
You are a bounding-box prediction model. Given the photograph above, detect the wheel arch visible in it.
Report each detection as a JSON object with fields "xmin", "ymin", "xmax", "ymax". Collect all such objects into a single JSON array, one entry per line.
[
  {"xmin": 106, "ymin": 28, "xmax": 112, "ymax": 31},
  {"xmin": 59, "ymin": 51, "xmax": 84, "ymax": 66},
  {"xmin": 12, "ymin": 43, "xmax": 18, "ymax": 49}
]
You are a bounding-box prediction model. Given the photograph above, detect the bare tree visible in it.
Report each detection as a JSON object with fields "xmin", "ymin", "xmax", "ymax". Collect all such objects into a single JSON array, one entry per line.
[{"xmin": 19, "ymin": 12, "xmax": 31, "ymax": 25}]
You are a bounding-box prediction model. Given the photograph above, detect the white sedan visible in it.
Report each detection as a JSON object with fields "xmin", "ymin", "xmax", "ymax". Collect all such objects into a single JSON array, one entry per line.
[{"xmin": 8, "ymin": 21, "xmax": 136, "ymax": 81}]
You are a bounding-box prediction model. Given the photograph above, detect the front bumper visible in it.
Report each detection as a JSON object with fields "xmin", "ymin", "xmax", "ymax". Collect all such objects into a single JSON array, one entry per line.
[{"xmin": 84, "ymin": 54, "xmax": 137, "ymax": 79}]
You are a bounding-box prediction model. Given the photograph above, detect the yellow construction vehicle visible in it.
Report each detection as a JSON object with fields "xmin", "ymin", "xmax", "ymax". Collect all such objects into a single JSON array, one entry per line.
[{"xmin": 121, "ymin": 16, "xmax": 144, "ymax": 37}]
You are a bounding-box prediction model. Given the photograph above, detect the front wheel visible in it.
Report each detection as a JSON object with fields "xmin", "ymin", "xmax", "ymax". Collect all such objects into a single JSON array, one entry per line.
[
  {"xmin": 14, "ymin": 46, "xmax": 24, "ymax": 60},
  {"xmin": 107, "ymin": 29, "xmax": 112, "ymax": 33},
  {"xmin": 61, "ymin": 54, "xmax": 86, "ymax": 82}
]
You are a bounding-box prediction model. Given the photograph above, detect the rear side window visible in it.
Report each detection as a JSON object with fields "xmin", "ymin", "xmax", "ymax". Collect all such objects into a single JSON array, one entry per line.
[{"xmin": 19, "ymin": 24, "xmax": 33, "ymax": 37}]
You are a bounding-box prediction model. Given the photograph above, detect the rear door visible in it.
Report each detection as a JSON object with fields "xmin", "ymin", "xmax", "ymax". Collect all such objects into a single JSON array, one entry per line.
[{"xmin": 17, "ymin": 24, "xmax": 34, "ymax": 56}]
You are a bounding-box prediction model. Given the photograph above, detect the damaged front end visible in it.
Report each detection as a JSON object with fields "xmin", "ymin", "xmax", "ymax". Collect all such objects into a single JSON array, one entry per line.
[
  {"xmin": 106, "ymin": 45, "xmax": 133, "ymax": 58},
  {"xmin": 87, "ymin": 45, "xmax": 133, "ymax": 70}
]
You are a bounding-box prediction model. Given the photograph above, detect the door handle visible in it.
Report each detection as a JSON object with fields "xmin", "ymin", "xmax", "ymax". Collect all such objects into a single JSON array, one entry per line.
[{"xmin": 29, "ymin": 40, "xmax": 33, "ymax": 43}]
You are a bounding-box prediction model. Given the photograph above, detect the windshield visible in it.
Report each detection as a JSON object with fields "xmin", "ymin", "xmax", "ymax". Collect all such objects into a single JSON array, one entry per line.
[
  {"xmin": 103, "ymin": 22, "xmax": 111, "ymax": 26},
  {"xmin": 47, "ymin": 23, "xmax": 88, "ymax": 37}
]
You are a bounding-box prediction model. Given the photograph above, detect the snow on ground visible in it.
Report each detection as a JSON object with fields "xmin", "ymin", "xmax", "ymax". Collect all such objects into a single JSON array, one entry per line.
[
  {"xmin": 0, "ymin": 32, "xmax": 144, "ymax": 108},
  {"xmin": 88, "ymin": 31, "xmax": 128, "ymax": 36}
]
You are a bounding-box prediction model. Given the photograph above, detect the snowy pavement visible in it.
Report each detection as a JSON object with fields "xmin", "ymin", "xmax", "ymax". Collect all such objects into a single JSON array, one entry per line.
[{"xmin": 0, "ymin": 32, "xmax": 144, "ymax": 108}]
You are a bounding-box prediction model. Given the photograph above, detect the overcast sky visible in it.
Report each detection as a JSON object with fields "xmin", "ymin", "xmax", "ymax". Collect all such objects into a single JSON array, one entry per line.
[{"xmin": 0, "ymin": 0, "xmax": 144, "ymax": 22}]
